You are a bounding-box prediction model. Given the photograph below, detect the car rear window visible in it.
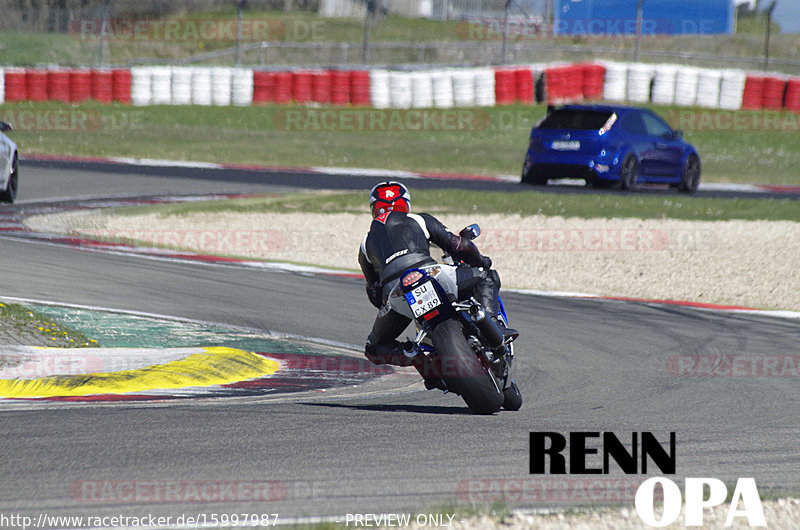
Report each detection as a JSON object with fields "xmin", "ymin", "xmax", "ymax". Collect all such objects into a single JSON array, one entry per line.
[{"xmin": 538, "ymin": 110, "xmax": 615, "ymax": 130}]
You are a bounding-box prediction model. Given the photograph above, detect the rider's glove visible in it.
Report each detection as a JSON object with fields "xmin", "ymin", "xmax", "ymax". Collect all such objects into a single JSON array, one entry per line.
[
  {"xmin": 366, "ymin": 281, "xmax": 383, "ymax": 308},
  {"xmin": 480, "ymin": 255, "xmax": 493, "ymax": 269}
]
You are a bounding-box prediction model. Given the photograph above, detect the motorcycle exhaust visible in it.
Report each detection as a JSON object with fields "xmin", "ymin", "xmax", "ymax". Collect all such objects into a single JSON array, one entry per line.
[
  {"xmin": 402, "ymin": 340, "xmax": 420, "ymax": 358},
  {"xmin": 468, "ymin": 304, "xmax": 504, "ymax": 351}
]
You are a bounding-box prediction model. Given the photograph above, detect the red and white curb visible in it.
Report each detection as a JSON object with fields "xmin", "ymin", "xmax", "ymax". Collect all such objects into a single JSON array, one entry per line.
[{"xmin": 509, "ymin": 289, "xmax": 800, "ymax": 320}]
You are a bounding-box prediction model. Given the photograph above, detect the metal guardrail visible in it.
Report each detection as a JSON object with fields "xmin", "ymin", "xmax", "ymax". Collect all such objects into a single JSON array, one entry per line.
[{"xmin": 126, "ymin": 40, "xmax": 800, "ymax": 75}]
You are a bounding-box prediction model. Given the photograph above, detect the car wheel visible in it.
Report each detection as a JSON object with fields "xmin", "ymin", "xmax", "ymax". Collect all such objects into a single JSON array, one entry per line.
[
  {"xmin": 0, "ymin": 155, "xmax": 18, "ymax": 204},
  {"xmin": 619, "ymin": 154, "xmax": 640, "ymax": 191},
  {"xmin": 678, "ymin": 155, "xmax": 701, "ymax": 194},
  {"xmin": 521, "ymin": 166, "xmax": 547, "ymax": 186}
]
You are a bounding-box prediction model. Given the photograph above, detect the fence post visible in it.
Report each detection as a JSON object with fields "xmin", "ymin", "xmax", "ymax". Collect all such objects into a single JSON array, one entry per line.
[
  {"xmin": 763, "ymin": 1, "xmax": 777, "ymax": 71},
  {"xmin": 97, "ymin": 0, "xmax": 112, "ymax": 66},
  {"xmin": 501, "ymin": 0, "xmax": 511, "ymax": 64},
  {"xmin": 236, "ymin": 0, "xmax": 245, "ymax": 66},
  {"xmin": 363, "ymin": 0, "xmax": 376, "ymax": 63},
  {"xmin": 634, "ymin": 0, "xmax": 644, "ymax": 62}
]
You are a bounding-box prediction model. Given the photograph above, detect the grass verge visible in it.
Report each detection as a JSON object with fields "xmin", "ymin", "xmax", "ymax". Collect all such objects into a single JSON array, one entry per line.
[
  {"xmin": 105, "ymin": 188, "xmax": 800, "ymax": 222},
  {"xmin": 1, "ymin": 9, "xmax": 799, "ymax": 68},
  {"xmin": 4, "ymin": 101, "xmax": 800, "ymax": 185},
  {"xmin": 0, "ymin": 302, "xmax": 99, "ymax": 352}
]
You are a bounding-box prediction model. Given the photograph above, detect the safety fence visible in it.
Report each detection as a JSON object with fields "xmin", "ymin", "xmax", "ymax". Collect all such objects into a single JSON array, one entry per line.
[{"xmin": 1, "ymin": 63, "xmax": 799, "ymax": 112}]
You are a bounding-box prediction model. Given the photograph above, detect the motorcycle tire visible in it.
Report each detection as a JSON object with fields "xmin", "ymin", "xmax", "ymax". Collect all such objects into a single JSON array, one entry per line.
[
  {"xmin": 502, "ymin": 380, "xmax": 523, "ymax": 411},
  {"xmin": 431, "ymin": 319, "xmax": 504, "ymax": 415}
]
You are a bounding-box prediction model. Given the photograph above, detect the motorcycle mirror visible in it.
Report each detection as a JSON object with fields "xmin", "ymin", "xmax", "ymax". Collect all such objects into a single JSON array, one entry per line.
[{"xmin": 459, "ymin": 224, "xmax": 481, "ymax": 240}]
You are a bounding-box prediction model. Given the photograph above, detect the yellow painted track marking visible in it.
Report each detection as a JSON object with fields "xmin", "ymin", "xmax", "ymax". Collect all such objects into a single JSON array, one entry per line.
[{"xmin": 0, "ymin": 347, "xmax": 279, "ymax": 398}]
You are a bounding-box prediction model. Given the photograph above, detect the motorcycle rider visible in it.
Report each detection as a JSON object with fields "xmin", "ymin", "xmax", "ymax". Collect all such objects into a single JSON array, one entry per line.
[{"xmin": 358, "ymin": 181, "xmax": 516, "ymax": 385}]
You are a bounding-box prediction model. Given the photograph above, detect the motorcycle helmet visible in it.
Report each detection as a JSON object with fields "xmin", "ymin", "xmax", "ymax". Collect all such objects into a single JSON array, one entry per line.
[{"xmin": 369, "ymin": 181, "xmax": 411, "ymax": 217}]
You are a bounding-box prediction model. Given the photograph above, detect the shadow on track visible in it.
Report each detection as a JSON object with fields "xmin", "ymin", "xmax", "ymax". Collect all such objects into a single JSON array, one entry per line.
[{"xmin": 302, "ymin": 402, "xmax": 472, "ymax": 415}]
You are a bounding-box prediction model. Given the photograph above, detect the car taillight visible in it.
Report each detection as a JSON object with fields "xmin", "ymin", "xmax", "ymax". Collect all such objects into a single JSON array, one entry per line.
[{"xmin": 599, "ymin": 113, "xmax": 617, "ymax": 136}]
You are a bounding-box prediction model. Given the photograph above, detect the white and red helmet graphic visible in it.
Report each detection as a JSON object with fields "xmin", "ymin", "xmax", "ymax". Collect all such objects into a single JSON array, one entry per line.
[{"xmin": 369, "ymin": 181, "xmax": 411, "ymax": 217}]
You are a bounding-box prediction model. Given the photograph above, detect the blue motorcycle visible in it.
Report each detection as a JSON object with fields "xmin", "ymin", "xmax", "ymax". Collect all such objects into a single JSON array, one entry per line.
[{"xmin": 386, "ymin": 224, "xmax": 522, "ymax": 415}]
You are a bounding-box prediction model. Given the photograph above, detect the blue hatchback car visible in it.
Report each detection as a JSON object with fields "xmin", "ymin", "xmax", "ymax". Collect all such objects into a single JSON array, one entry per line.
[{"xmin": 521, "ymin": 104, "xmax": 701, "ymax": 192}]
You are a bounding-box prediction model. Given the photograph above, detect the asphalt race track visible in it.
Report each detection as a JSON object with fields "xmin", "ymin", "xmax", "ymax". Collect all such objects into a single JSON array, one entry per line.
[{"xmin": 0, "ymin": 162, "xmax": 798, "ymax": 524}]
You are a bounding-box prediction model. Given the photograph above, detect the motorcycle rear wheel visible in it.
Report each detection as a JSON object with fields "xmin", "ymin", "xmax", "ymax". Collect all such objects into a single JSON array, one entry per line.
[{"xmin": 431, "ymin": 320, "xmax": 504, "ymax": 415}]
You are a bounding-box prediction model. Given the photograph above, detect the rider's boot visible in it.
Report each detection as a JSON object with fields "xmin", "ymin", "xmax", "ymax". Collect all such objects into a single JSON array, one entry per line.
[
  {"xmin": 365, "ymin": 337, "xmax": 446, "ymax": 391},
  {"xmin": 407, "ymin": 345, "xmax": 447, "ymax": 391},
  {"xmin": 365, "ymin": 336, "xmax": 414, "ymax": 366},
  {"xmin": 474, "ymin": 281, "xmax": 519, "ymax": 351}
]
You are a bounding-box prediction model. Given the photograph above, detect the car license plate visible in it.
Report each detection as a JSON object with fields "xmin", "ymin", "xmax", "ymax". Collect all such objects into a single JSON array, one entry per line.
[
  {"xmin": 551, "ymin": 140, "xmax": 580, "ymax": 151},
  {"xmin": 405, "ymin": 281, "xmax": 442, "ymax": 318}
]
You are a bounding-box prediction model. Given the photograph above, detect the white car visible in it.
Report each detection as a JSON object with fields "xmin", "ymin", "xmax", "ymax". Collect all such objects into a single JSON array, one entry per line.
[{"xmin": 0, "ymin": 121, "xmax": 18, "ymax": 203}]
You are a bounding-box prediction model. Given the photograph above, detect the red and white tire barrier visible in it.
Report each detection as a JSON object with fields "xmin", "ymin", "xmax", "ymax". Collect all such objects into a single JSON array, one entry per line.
[
  {"xmin": 719, "ymin": 70, "xmax": 747, "ymax": 110},
  {"xmin": 651, "ymin": 64, "xmax": 679, "ymax": 105},
  {"xmin": 1, "ymin": 63, "xmax": 798, "ymax": 112},
  {"xmin": 786, "ymin": 78, "xmax": 800, "ymax": 112},
  {"xmin": 602, "ymin": 61, "xmax": 628, "ymax": 101}
]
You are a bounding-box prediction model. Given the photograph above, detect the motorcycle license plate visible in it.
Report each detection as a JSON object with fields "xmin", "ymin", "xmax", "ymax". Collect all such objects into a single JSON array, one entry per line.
[{"xmin": 405, "ymin": 281, "xmax": 442, "ymax": 318}]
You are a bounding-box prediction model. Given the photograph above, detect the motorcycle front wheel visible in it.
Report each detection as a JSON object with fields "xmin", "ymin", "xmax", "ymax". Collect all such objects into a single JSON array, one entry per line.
[
  {"xmin": 502, "ymin": 380, "xmax": 523, "ymax": 411},
  {"xmin": 431, "ymin": 319, "xmax": 504, "ymax": 415}
]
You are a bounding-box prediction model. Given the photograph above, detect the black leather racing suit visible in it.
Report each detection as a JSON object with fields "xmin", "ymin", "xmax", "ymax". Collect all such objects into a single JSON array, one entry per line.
[{"xmin": 358, "ymin": 210, "xmax": 501, "ymax": 367}]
